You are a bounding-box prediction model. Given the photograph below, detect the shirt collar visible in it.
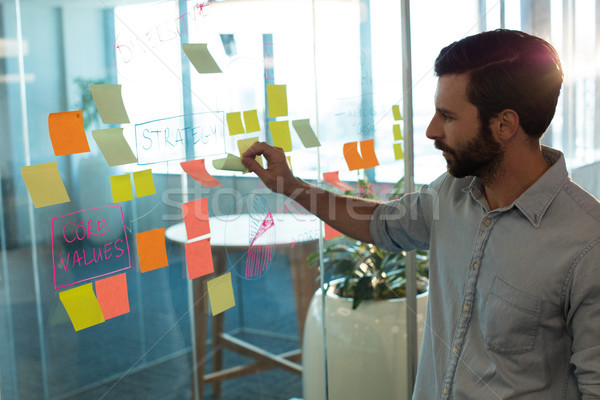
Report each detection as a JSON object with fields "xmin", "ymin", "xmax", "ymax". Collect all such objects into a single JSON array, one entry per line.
[{"xmin": 465, "ymin": 146, "xmax": 568, "ymax": 227}]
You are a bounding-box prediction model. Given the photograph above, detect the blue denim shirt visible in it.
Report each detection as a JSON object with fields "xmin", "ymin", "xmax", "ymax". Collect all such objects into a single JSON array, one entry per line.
[{"xmin": 370, "ymin": 147, "xmax": 600, "ymax": 399}]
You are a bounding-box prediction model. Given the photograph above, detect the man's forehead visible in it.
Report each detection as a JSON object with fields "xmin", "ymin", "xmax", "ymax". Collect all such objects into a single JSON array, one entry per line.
[{"xmin": 435, "ymin": 73, "xmax": 470, "ymax": 105}]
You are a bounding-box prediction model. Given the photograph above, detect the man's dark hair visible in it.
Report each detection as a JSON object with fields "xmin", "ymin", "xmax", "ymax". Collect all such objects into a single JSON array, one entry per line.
[{"xmin": 434, "ymin": 29, "xmax": 563, "ymax": 140}]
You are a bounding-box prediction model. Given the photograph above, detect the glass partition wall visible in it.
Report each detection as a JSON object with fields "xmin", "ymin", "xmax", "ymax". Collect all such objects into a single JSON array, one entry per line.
[{"xmin": 1, "ymin": 0, "xmax": 599, "ymax": 399}]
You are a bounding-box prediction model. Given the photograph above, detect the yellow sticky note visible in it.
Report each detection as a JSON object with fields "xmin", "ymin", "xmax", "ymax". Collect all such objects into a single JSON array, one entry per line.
[
  {"xmin": 89, "ymin": 84, "xmax": 130, "ymax": 124},
  {"xmin": 394, "ymin": 142, "xmax": 404, "ymax": 160},
  {"xmin": 133, "ymin": 169, "xmax": 156, "ymax": 198},
  {"xmin": 393, "ymin": 124, "xmax": 403, "ymax": 141},
  {"xmin": 292, "ymin": 119, "xmax": 320, "ymax": 148},
  {"xmin": 243, "ymin": 110, "xmax": 261, "ymax": 133},
  {"xmin": 269, "ymin": 121, "xmax": 292, "ymax": 152},
  {"xmin": 392, "ymin": 105, "xmax": 402, "ymax": 121},
  {"xmin": 110, "ymin": 174, "xmax": 133, "ymax": 203},
  {"xmin": 59, "ymin": 283, "xmax": 105, "ymax": 331},
  {"xmin": 182, "ymin": 43, "xmax": 222, "ymax": 74},
  {"xmin": 237, "ymin": 137, "xmax": 263, "ymax": 169},
  {"xmin": 21, "ymin": 162, "xmax": 70, "ymax": 208},
  {"xmin": 266, "ymin": 85, "xmax": 288, "ymax": 118},
  {"xmin": 92, "ymin": 128, "xmax": 138, "ymax": 166},
  {"xmin": 207, "ymin": 272, "xmax": 235, "ymax": 315},
  {"xmin": 226, "ymin": 112, "xmax": 245, "ymax": 135},
  {"xmin": 212, "ymin": 153, "xmax": 247, "ymax": 172}
]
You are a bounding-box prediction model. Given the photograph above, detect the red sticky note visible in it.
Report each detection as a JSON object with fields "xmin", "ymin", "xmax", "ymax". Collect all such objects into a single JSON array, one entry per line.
[
  {"xmin": 95, "ymin": 273, "xmax": 130, "ymax": 320},
  {"xmin": 180, "ymin": 159, "xmax": 222, "ymax": 187},
  {"xmin": 323, "ymin": 171, "xmax": 354, "ymax": 192},
  {"xmin": 136, "ymin": 228, "xmax": 169, "ymax": 273},
  {"xmin": 48, "ymin": 110, "xmax": 91, "ymax": 156},
  {"xmin": 185, "ymin": 238, "xmax": 214, "ymax": 280},
  {"xmin": 342, "ymin": 139, "xmax": 379, "ymax": 171},
  {"xmin": 182, "ymin": 198, "xmax": 211, "ymax": 240},
  {"xmin": 324, "ymin": 223, "xmax": 343, "ymax": 240}
]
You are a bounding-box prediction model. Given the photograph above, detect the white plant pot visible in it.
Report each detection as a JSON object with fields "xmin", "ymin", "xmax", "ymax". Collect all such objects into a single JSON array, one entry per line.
[{"xmin": 302, "ymin": 281, "xmax": 428, "ymax": 400}]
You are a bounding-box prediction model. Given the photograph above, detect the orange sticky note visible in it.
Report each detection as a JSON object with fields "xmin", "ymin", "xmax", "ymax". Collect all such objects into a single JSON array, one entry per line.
[
  {"xmin": 323, "ymin": 171, "xmax": 354, "ymax": 192},
  {"xmin": 207, "ymin": 272, "xmax": 236, "ymax": 315},
  {"xmin": 342, "ymin": 139, "xmax": 379, "ymax": 171},
  {"xmin": 180, "ymin": 159, "xmax": 222, "ymax": 187},
  {"xmin": 59, "ymin": 283, "xmax": 105, "ymax": 331},
  {"xmin": 324, "ymin": 223, "xmax": 343, "ymax": 240},
  {"xmin": 182, "ymin": 198, "xmax": 210, "ymax": 240},
  {"xmin": 95, "ymin": 273, "xmax": 130, "ymax": 320},
  {"xmin": 48, "ymin": 110, "xmax": 91, "ymax": 156},
  {"xmin": 110, "ymin": 174, "xmax": 133, "ymax": 203},
  {"xmin": 136, "ymin": 228, "xmax": 169, "ymax": 273},
  {"xmin": 269, "ymin": 120, "xmax": 292, "ymax": 152},
  {"xmin": 185, "ymin": 238, "xmax": 214, "ymax": 280}
]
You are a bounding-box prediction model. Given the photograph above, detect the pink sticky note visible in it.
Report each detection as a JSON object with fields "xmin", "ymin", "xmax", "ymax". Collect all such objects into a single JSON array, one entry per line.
[
  {"xmin": 185, "ymin": 238, "xmax": 214, "ymax": 280},
  {"xmin": 180, "ymin": 159, "xmax": 222, "ymax": 187},
  {"xmin": 323, "ymin": 171, "xmax": 354, "ymax": 192},
  {"xmin": 182, "ymin": 198, "xmax": 211, "ymax": 240},
  {"xmin": 95, "ymin": 273, "xmax": 130, "ymax": 320},
  {"xmin": 324, "ymin": 223, "xmax": 343, "ymax": 240}
]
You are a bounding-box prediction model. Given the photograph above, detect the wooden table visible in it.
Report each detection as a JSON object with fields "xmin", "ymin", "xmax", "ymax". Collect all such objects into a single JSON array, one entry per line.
[{"xmin": 165, "ymin": 213, "xmax": 322, "ymax": 398}]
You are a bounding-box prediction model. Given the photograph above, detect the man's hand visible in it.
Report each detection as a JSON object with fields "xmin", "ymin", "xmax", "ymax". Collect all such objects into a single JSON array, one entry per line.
[{"xmin": 241, "ymin": 141, "xmax": 302, "ymax": 196}]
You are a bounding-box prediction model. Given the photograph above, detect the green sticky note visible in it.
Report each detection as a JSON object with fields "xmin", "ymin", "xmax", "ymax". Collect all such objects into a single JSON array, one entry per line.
[
  {"xmin": 182, "ymin": 43, "xmax": 222, "ymax": 73},
  {"xmin": 110, "ymin": 174, "xmax": 133, "ymax": 203},
  {"xmin": 90, "ymin": 84, "xmax": 130, "ymax": 124},
  {"xmin": 226, "ymin": 112, "xmax": 245, "ymax": 135},
  {"xmin": 59, "ymin": 283, "xmax": 105, "ymax": 331},
  {"xmin": 393, "ymin": 124, "xmax": 403, "ymax": 141},
  {"xmin": 394, "ymin": 142, "xmax": 404, "ymax": 160},
  {"xmin": 21, "ymin": 162, "xmax": 70, "ymax": 208},
  {"xmin": 207, "ymin": 273, "xmax": 236, "ymax": 315},
  {"xmin": 392, "ymin": 105, "xmax": 402, "ymax": 121},
  {"xmin": 266, "ymin": 85, "xmax": 288, "ymax": 118},
  {"xmin": 133, "ymin": 169, "xmax": 156, "ymax": 198},
  {"xmin": 212, "ymin": 153, "xmax": 247, "ymax": 172},
  {"xmin": 292, "ymin": 119, "xmax": 320, "ymax": 148},
  {"xmin": 92, "ymin": 128, "xmax": 138, "ymax": 166},
  {"xmin": 243, "ymin": 110, "xmax": 261, "ymax": 133},
  {"xmin": 269, "ymin": 120, "xmax": 292, "ymax": 152}
]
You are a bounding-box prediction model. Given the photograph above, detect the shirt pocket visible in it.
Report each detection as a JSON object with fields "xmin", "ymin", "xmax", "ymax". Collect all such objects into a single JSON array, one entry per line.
[{"xmin": 482, "ymin": 276, "xmax": 543, "ymax": 355}]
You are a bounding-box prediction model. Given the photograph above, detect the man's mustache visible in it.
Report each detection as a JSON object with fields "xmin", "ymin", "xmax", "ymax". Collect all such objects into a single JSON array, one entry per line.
[{"xmin": 434, "ymin": 140, "xmax": 455, "ymax": 155}]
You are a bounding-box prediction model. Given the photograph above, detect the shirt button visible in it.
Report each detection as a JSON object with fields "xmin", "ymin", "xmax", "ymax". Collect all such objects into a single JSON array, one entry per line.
[
  {"xmin": 473, "ymin": 262, "xmax": 479, "ymax": 269},
  {"xmin": 464, "ymin": 305, "xmax": 470, "ymax": 311},
  {"xmin": 443, "ymin": 388, "xmax": 449, "ymax": 394},
  {"xmin": 485, "ymin": 219, "xmax": 491, "ymax": 226},
  {"xmin": 453, "ymin": 347, "xmax": 458, "ymax": 354}
]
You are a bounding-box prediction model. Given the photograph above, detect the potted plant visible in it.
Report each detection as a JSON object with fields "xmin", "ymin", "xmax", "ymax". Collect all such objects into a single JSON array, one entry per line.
[{"xmin": 301, "ymin": 177, "xmax": 429, "ymax": 400}]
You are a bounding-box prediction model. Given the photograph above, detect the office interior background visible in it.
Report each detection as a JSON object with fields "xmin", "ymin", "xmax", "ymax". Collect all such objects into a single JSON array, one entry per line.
[{"xmin": 1, "ymin": 0, "xmax": 599, "ymax": 399}]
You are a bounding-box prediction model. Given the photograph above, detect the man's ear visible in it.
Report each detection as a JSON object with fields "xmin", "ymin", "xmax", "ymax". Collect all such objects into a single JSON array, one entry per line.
[{"xmin": 493, "ymin": 109, "xmax": 520, "ymax": 141}]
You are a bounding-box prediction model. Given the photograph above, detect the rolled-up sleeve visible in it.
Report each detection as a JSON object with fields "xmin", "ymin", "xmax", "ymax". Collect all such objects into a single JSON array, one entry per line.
[{"xmin": 369, "ymin": 175, "xmax": 447, "ymax": 252}]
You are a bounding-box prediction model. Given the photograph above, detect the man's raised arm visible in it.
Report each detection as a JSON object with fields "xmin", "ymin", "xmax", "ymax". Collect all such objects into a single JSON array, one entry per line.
[{"xmin": 241, "ymin": 141, "xmax": 379, "ymax": 243}]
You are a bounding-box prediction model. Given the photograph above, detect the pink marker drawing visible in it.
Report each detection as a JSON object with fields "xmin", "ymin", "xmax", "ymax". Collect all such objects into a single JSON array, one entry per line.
[{"xmin": 245, "ymin": 212, "xmax": 275, "ymax": 278}]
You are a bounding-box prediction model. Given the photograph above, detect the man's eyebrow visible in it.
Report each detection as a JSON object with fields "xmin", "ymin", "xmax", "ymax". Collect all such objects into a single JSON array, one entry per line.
[{"xmin": 436, "ymin": 107, "xmax": 458, "ymax": 117}]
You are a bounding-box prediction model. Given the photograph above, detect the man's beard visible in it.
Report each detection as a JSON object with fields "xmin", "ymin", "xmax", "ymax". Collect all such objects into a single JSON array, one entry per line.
[{"xmin": 435, "ymin": 123, "xmax": 504, "ymax": 181}]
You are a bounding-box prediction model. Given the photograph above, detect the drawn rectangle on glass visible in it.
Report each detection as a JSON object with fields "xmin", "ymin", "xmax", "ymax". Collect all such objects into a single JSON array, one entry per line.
[
  {"xmin": 134, "ymin": 112, "xmax": 225, "ymax": 165},
  {"xmin": 51, "ymin": 206, "xmax": 131, "ymax": 290}
]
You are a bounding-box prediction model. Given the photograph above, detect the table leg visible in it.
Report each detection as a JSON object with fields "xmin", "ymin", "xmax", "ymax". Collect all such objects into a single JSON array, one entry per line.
[{"xmin": 288, "ymin": 241, "xmax": 320, "ymax": 345}]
